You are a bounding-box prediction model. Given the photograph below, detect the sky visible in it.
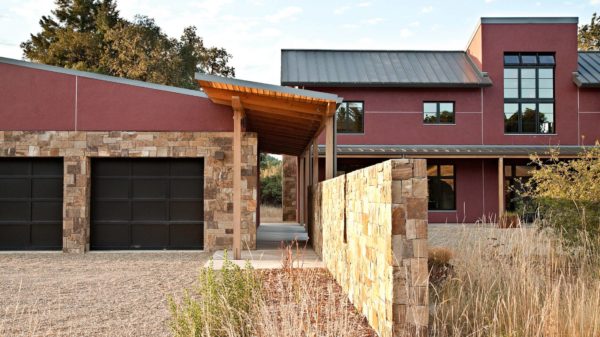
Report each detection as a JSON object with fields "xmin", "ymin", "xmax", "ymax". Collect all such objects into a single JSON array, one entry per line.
[{"xmin": 0, "ymin": 0, "xmax": 598, "ymax": 85}]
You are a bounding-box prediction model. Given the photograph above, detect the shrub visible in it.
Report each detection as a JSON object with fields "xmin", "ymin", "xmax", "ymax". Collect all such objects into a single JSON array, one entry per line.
[
  {"xmin": 168, "ymin": 254, "xmax": 262, "ymax": 337},
  {"xmin": 523, "ymin": 143, "xmax": 600, "ymax": 250},
  {"xmin": 261, "ymin": 174, "xmax": 282, "ymax": 206}
]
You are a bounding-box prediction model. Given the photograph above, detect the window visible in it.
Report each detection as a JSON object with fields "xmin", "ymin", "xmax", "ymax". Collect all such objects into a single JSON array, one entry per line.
[
  {"xmin": 503, "ymin": 53, "xmax": 555, "ymax": 134},
  {"xmin": 424, "ymin": 102, "xmax": 454, "ymax": 124},
  {"xmin": 427, "ymin": 164, "xmax": 455, "ymax": 210},
  {"xmin": 504, "ymin": 164, "xmax": 535, "ymax": 212},
  {"xmin": 336, "ymin": 101, "xmax": 364, "ymax": 133}
]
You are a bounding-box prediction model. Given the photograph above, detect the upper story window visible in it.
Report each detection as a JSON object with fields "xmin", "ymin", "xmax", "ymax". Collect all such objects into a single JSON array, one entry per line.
[
  {"xmin": 503, "ymin": 53, "xmax": 555, "ymax": 134},
  {"xmin": 424, "ymin": 102, "xmax": 455, "ymax": 124},
  {"xmin": 336, "ymin": 101, "xmax": 364, "ymax": 134},
  {"xmin": 427, "ymin": 164, "xmax": 455, "ymax": 211}
]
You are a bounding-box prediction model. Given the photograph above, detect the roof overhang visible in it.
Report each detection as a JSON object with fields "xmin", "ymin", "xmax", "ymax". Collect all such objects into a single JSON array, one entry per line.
[
  {"xmin": 318, "ymin": 144, "xmax": 588, "ymax": 158},
  {"xmin": 196, "ymin": 73, "xmax": 341, "ymax": 156}
]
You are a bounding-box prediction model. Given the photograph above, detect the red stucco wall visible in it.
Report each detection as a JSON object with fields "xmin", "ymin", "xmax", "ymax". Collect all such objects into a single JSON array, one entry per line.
[{"xmin": 0, "ymin": 63, "xmax": 232, "ymax": 132}]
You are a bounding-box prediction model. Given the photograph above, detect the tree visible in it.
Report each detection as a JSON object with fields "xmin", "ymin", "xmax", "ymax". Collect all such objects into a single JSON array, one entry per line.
[
  {"xmin": 21, "ymin": 0, "xmax": 234, "ymax": 89},
  {"xmin": 579, "ymin": 12, "xmax": 600, "ymax": 51}
]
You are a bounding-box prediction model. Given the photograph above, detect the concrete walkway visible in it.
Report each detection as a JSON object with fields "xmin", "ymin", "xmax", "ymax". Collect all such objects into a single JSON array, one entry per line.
[{"xmin": 206, "ymin": 222, "xmax": 322, "ymax": 269}]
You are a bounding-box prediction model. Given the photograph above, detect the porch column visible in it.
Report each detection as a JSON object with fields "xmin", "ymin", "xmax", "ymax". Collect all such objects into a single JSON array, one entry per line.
[
  {"xmin": 299, "ymin": 156, "xmax": 305, "ymax": 224},
  {"xmin": 304, "ymin": 148, "xmax": 310, "ymax": 225},
  {"xmin": 312, "ymin": 138, "xmax": 319, "ymax": 185},
  {"xmin": 498, "ymin": 157, "xmax": 505, "ymax": 219},
  {"xmin": 325, "ymin": 114, "xmax": 335, "ymax": 179},
  {"xmin": 232, "ymin": 96, "xmax": 244, "ymax": 260}
]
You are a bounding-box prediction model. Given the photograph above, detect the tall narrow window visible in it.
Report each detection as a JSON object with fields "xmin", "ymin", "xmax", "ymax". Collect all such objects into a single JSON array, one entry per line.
[
  {"xmin": 336, "ymin": 101, "xmax": 364, "ymax": 133},
  {"xmin": 424, "ymin": 102, "xmax": 455, "ymax": 124},
  {"xmin": 427, "ymin": 164, "xmax": 455, "ymax": 211},
  {"xmin": 503, "ymin": 53, "xmax": 555, "ymax": 134}
]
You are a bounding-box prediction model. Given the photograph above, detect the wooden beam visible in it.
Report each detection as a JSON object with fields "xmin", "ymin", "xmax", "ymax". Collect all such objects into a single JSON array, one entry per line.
[
  {"xmin": 312, "ymin": 138, "xmax": 319, "ymax": 185},
  {"xmin": 304, "ymin": 148, "xmax": 310, "ymax": 226},
  {"xmin": 232, "ymin": 96, "xmax": 243, "ymax": 260},
  {"xmin": 498, "ymin": 157, "xmax": 505, "ymax": 220},
  {"xmin": 298, "ymin": 156, "xmax": 305, "ymax": 224},
  {"xmin": 325, "ymin": 115, "xmax": 335, "ymax": 179},
  {"xmin": 203, "ymin": 87, "xmax": 328, "ymax": 116},
  {"xmin": 211, "ymin": 98, "xmax": 322, "ymax": 122}
]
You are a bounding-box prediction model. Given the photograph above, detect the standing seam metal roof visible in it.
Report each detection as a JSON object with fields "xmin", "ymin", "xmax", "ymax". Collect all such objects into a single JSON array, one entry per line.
[
  {"xmin": 575, "ymin": 52, "xmax": 600, "ymax": 88},
  {"xmin": 281, "ymin": 50, "xmax": 492, "ymax": 87}
]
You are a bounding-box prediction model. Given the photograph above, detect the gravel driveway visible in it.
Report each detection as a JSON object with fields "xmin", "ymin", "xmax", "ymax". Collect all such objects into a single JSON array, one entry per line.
[{"xmin": 0, "ymin": 252, "xmax": 210, "ymax": 337}]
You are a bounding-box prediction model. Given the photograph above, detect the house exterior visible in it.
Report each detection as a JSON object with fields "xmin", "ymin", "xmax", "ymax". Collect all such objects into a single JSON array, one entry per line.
[{"xmin": 282, "ymin": 17, "xmax": 600, "ymax": 223}]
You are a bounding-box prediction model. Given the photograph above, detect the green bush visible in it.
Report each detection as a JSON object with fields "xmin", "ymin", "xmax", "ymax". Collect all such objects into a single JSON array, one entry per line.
[
  {"xmin": 523, "ymin": 143, "xmax": 600, "ymax": 250},
  {"xmin": 168, "ymin": 254, "xmax": 262, "ymax": 337},
  {"xmin": 261, "ymin": 174, "xmax": 282, "ymax": 206}
]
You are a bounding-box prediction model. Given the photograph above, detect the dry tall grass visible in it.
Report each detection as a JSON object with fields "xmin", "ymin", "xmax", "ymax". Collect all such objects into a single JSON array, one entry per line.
[
  {"xmin": 260, "ymin": 205, "xmax": 283, "ymax": 223},
  {"xmin": 430, "ymin": 227, "xmax": 600, "ymax": 337}
]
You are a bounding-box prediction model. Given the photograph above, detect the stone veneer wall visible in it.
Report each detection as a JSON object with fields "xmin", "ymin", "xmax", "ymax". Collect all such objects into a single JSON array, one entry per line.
[
  {"xmin": 0, "ymin": 131, "xmax": 257, "ymax": 253},
  {"xmin": 311, "ymin": 159, "xmax": 428, "ymax": 337},
  {"xmin": 281, "ymin": 155, "xmax": 297, "ymax": 222}
]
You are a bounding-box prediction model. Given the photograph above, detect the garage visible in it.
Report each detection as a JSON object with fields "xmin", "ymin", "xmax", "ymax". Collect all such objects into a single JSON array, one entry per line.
[
  {"xmin": 0, "ymin": 158, "xmax": 63, "ymax": 250},
  {"xmin": 91, "ymin": 158, "xmax": 204, "ymax": 250}
]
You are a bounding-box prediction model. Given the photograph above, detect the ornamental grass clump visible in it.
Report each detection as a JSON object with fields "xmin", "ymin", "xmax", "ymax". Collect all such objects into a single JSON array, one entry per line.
[{"xmin": 168, "ymin": 253, "xmax": 262, "ymax": 337}]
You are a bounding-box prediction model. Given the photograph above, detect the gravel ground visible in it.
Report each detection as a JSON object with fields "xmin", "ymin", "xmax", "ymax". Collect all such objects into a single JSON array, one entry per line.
[{"xmin": 0, "ymin": 252, "xmax": 210, "ymax": 337}]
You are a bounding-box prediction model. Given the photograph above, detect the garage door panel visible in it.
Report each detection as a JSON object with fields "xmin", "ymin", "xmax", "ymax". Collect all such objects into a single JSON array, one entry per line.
[
  {"xmin": 132, "ymin": 178, "xmax": 168, "ymax": 198},
  {"xmin": 31, "ymin": 223, "xmax": 62, "ymax": 247},
  {"xmin": 94, "ymin": 178, "xmax": 129, "ymax": 198},
  {"xmin": 32, "ymin": 178, "xmax": 63, "ymax": 198},
  {"xmin": 132, "ymin": 201, "xmax": 167, "ymax": 220},
  {"xmin": 0, "ymin": 224, "xmax": 30, "ymax": 248},
  {"xmin": 0, "ymin": 160, "xmax": 30, "ymax": 175},
  {"xmin": 170, "ymin": 223, "xmax": 203, "ymax": 248},
  {"xmin": 0, "ymin": 201, "xmax": 30, "ymax": 221},
  {"xmin": 132, "ymin": 161, "xmax": 169, "ymax": 176},
  {"xmin": 131, "ymin": 223, "xmax": 169, "ymax": 248},
  {"xmin": 0, "ymin": 178, "xmax": 30, "ymax": 198},
  {"xmin": 93, "ymin": 160, "xmax": 130, "ymax": 176},
  {"xmin": 170, "ymin": 161, "xmax": 203, "ymax": 176},
  {"xmin": 170, "ymin": 179, "xmax": 203, "ymax": 198},
  {"xmin": 32, "ymin": 161, "xmax": 63, "ymax": 175},
  {"xmin": 92, "ymin": 223, "xmax": 131, "ymax": 249},
  {"xmin": 32, "ymin": 201, "xmax": 63, "ymax": 221},
  {"xmin": 170, "ymin": 201, "xmax": 203, "ymax": 221},
  {"xmin": 93, "ymin": 200, "xmax": 130, "ymax": 221}
]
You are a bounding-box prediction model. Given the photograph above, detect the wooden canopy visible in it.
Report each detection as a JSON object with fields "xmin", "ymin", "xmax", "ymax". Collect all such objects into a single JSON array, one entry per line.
[{"xmin": 196, "ymin": 74, "xmax": 341, "ymax": 156}]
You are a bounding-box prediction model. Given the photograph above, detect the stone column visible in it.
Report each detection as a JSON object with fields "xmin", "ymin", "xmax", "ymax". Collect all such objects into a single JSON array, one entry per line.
[
  {"xmin": 282, "ymin": 155, "xmax": 297, "ymax": 222},
  {"xmin": 63, "ymin": 156, "xmax": 91, "ymax": 253},
  {"xmin": 391, "ymin": 159, "xmax": 429, "ymax": 336}
]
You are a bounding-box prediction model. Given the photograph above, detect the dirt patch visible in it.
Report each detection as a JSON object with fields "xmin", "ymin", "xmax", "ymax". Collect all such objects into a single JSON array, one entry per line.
[{"xmin": 0, "ymin": 252, "xmax": 209, "ymax": 337}]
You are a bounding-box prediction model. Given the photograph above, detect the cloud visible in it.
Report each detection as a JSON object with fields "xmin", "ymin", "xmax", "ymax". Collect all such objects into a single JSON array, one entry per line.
[
  {"xmin": 357, "ymin": 2, "xmax": 372, "ymax": 7},
  {"xmin": 400, "ymin": 28, "xmax": 413, "ymax": 38},
  {"xmin": 265, "ymin": 6, "xmax": 303, "ymax": 23},
  {"xmin": 334, "ymin": 5, "xmax": 351, "ymax": 15},
  {"xmin": 485, "ymin": 0, "xmax": 495, "ymax": 3},
  {"xmin": 409, "ymin": 21, "xmax": 420, "ymax": 27},
  {"xmin": 363, "ymin": 17, "xmax": 384, "ymax": 25},
  {"xmin": 421, "ymin": 5, "xmax": 433, "ymax": 13},
  {"xmin": 591, "ymin": 0, "xmax": 600, "ymax": 4}
]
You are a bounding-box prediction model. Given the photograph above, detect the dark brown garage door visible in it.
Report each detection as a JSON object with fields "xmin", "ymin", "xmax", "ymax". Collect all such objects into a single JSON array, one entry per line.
[
  {"xmin": 91, "ymin": 158, "xmax": 204, "ymax": 250},
  {"xmin": 0, "ymin": 158, "xmax": 63, "ymax": 250}
]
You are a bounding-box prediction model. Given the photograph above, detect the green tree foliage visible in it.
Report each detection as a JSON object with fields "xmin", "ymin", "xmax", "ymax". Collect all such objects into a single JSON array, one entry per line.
[
  {"xmin": 523, "ymin": 144, "xmax": 600, "ymax": 250},
  {"xmin": 21, "ymin": 0, "xmax": 234, "ymax": 89},
  {"xmin": 259, "ymin": 154, "xmax": 282, "ymax": 206},
  {"xmin": 579, "ymin": 12, "xmax": 600, "ymax": 51}
]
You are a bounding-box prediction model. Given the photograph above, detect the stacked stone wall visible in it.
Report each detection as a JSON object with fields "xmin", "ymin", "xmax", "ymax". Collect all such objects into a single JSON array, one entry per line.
[
  {"xmin": 0, "ymin": 131, "xmax": 257, "ymax": 252},
  {"xmin": 311, "ymin": 159, "xmax": 428, "ymax": 336},
  {"xmin": 281, "ymin": 155, "xmax": 297, "ymax": 221}
]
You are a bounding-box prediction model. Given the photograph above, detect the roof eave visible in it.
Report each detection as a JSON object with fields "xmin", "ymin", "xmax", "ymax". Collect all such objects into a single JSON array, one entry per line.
[{"xmin": 282, "ymin": 81, "xmax": 492, "ymax": 89}]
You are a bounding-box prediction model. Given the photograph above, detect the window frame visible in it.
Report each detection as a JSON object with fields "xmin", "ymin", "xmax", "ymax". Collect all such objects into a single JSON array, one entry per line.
[
  {"xmin": 427, "ymin": 163, "xmax": 456, "ymax": 211},
  {"xmin": 503, "ymin": 52, "xmax": 556, "ymax": 135},
  {"xmin": 423, "ymin": 101, "xmax": 455, "ymax": 125},
  {"xmin": 335, "ymin": 101, "xmax": 365, "ymax": 134}
]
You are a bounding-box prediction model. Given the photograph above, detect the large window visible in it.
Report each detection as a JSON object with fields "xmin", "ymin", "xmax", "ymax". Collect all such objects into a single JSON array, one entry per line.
[
  {"xmin": 336, "ymin": 101, "xmax": 364, "ymax": 133},
  {"xmin": 503, "ymin": 53, "xmax": 555, "ymax": 134},
  {"xmin": 427, "ymin": 164, "xmax": 455, "ymax": 211},
  {"xmin": 424, "ymin": 102, "xmax": 454, "ymax": 124},
  {"xmin": 504, "ymin": 164, "xmax": 535, "ymax": 212}
]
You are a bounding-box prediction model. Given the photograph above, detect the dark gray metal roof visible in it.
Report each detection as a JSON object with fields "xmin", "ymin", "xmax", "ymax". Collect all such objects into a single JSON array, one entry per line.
[
  {"xmin": 281, "ymin": 50, "xmax": 492, "ymax": 88},
  {"xmin": 0, "ymin": 56, "xmax": 208, "ymax": 97},
  {"xmin": 480, "ymin": 17, "xmax": 578, "ymax": 24},
  {"xmin": 318, "ymin": 145, "xmax": 587, "ymax": 157},
  {"xmin": 574, "ymin": 52, "xmax": 600, "ymax": 88}
]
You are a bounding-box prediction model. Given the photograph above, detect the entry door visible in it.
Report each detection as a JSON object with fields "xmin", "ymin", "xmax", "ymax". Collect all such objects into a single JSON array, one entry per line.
[
  {"xmin": 91, "ymin": 158, "xmax": 204, "ymax": 250},
  {"xmin": 0, "ymin": 158, "xmax": 63, "ymax": 250}
]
